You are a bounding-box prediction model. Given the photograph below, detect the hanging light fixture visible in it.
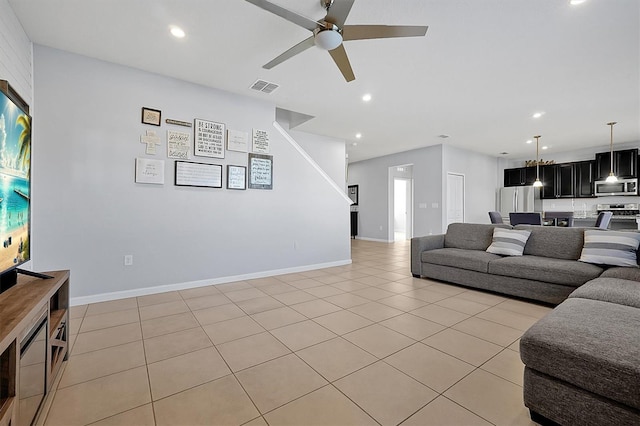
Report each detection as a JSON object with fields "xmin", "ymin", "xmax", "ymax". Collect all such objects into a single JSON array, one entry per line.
[
  {"xmin": 606, "ymin": 121, "xmax": 618, "ymax": 183},
  {"xmin": 533, "ymin": 135, "xmax": 543, "ymax": 187}
]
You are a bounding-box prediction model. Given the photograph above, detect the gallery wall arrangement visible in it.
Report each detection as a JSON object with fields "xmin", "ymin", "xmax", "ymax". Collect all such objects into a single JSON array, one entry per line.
[{"xmin": 135, "ymin": 106, "xmax": 273, "ymax": 191}]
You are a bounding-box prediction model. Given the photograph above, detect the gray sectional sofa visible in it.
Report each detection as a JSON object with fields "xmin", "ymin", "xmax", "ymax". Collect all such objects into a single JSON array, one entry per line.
[
  {"xmin": 411, "ymin": 223, "xmax": 604, "ymax": 304},
  {"xmin": 411, "ymin": 222, "xmax": 640, "ymax": 425},
  {"xmin": 520, "ymin": 269, "xmax": 640, "ymax": 425}
]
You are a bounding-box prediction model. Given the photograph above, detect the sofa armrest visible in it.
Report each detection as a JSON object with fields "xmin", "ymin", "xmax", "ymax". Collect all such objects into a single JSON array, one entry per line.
[{"xmin": 411, "ymin": 234, "xmax": 445, "ymax": 277}]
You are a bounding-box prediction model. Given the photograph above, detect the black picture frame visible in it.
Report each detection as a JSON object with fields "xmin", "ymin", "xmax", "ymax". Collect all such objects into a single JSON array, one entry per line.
[
  {"xmin": 227, "ymin": 165, "xmax": 247, "ymax": 190},
  {"xmin": 348, "ymin": 185, "xmax": 359, "ymax": 205},
  {"xmin": 141, "ymin": 107, "xmax": 161, "ymax": 126},
  {"xmin": 174, "ymin": 161, "xmax": 222, "ymax": 188}
]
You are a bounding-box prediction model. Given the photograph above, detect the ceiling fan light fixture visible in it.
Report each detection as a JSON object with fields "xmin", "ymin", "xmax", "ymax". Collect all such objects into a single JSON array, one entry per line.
[{"xmin": 315, "ymin": 29, "xmax": 343, "ymax": 51}]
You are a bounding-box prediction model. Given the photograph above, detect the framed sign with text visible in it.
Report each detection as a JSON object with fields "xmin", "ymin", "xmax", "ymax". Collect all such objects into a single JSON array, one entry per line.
[
  {"xmin": 248, "ymin": 153, "xmax": 273, "ymax": 190},
  {"xmin": 227, "ymin": 165, "xmax": 247, "ymax": 190},
  {"xmin": 194, "ymin": 119, "xmax": 225, "ymax": 158}
]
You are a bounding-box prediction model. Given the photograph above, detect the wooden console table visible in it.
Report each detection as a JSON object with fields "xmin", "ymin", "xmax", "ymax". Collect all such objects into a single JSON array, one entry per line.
[{"xmin": 0, "ymin": 270, "xmax": 69, "ymax": 426}]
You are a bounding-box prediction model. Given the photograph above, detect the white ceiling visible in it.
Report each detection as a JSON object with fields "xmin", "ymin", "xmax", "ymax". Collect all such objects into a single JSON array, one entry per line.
[{"xmin": 8, "ymin": 0, "xmax": 640, "ymax": 163}]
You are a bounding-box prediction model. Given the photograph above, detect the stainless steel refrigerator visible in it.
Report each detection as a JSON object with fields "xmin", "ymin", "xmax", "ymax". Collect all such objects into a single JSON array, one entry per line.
[{"xmin": 498, "ymin": 186, "xmax": 542, "ymax": 219}]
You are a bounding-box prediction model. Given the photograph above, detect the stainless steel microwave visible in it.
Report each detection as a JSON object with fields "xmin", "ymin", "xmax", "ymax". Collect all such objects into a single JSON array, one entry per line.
[{"xmin": 594, "ymin": 178, "xmax": 638, "ymax": 196}]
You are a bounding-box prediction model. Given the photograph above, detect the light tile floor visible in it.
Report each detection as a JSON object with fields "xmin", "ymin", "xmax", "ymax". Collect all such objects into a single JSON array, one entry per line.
[{"xmin": 43, "ymin": 239, "xmax": 552, "ymax": 426}]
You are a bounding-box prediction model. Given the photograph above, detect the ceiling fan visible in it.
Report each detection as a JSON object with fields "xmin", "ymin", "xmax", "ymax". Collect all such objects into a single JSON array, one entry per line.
[{"xmin": 245, "ymin": 0, "xmax": 428, "ymax": 82}]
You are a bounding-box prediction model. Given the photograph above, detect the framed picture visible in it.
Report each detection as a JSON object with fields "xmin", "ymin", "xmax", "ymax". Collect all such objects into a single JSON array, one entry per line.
[
  {"xmin": 348, "ymin": 185, "xmax": 359, "ymax": 205},
  {"xmin": 135, "ymin": 158, "xmax": 165, "ymax": 184},
  {"xmin": 175, "ymin": 161, "xmax": 222, "ymax": 188},
  {"xmin": 227, "ymin": 165, "xmax": 247, "ymax": 190},
  {"xmin": 194, "ymin": 118, "xmax": 225, "ymax": 158},
  {"xmin": 248, "ymin": 153, "xmax": 273, "ymax": 190},
  {"xmin": 141, "ymin": 107, "xmax": 161, "ymax": 126}
]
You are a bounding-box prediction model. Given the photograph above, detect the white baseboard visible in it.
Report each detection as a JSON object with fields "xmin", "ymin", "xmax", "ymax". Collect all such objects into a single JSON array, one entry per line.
[{"xmin": 70, "ymin": 259, "xmax": 352, "ymax": 306}]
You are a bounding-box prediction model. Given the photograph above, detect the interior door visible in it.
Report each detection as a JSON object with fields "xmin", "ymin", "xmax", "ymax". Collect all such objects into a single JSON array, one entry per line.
[{"xmin": 446, "ymin": 173, "xmax": 465, "ymax": 226}]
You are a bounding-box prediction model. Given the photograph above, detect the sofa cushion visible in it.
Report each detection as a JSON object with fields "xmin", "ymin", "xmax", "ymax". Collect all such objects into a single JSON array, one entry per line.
[
  {"xmin": 601, "ymin": 266, "xmax": 640, "ymax": 281},
  {"xmin": 488, "ymin": 255, "xmax": 603, "ymax": 287},
  {"xmin": 568, "ymin": 277, "xmax": 640, "ymax": 309},
  {"xmin": 486, "ymin": 228, "xmax": 531, "ymax": 256},
  {"xmin": 515, "ymin": 225, "xmax": 585, "ymax": 260},
  {"xmin": 444, "ymin": 223, "xmax": 510, "ymax": 251},
  {"xmin": 520, "ymin": 298, "xmax": 640, "ymax": 410},
  {"xmin": 422, "ymin": 248, "xmax": 503, "ymax": 273},
  {"xmin": 579, "ymin": 230, "xmax": 640, "ymax": 267}
]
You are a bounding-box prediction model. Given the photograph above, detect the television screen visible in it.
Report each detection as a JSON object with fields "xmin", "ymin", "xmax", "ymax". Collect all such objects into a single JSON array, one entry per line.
[{"xmin": 0, "ymin": 88, "xmax": 30, "ymax": 274}]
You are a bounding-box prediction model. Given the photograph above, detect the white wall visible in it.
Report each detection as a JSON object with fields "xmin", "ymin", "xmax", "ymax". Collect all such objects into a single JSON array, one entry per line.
[
  {"xmin": 442, "ymin": 145, "xmax": 499, "ymax": 225},
  {"xmin": 32, "ymin": 45, "xmax": 350, "ymax": 303},
  {"xmin": 348, "ymin": 144, "xmax": 500, "ymax": 241},
  {"xmin": 287, "ymin": 128, "xmax": 346, "ymax": 190},
  {"xmin": 0, "ymin": 0, "xmax": 31, "ymax": 105},
  {"xmin": 348, "ymin": 145, "xmax": 443, "ymax": 241}
]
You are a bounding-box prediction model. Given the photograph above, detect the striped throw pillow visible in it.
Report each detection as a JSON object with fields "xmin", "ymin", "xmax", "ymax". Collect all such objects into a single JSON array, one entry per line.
[
  {"xmin": 579, "ymin": 230, "xmax": 640, "ymax": 267},
  {"xmin": 486, "ymin": 228, "xmax": 531, "ymax": 256}
]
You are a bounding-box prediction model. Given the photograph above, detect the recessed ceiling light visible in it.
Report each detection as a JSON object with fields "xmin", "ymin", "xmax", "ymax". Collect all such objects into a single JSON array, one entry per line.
[
  {"xmin": 532, "ymin": 112, "xmax": 545, "ymax": 119},
  {"xmin": 352, "ymin": 142, "xmax": 358, "ymax": 147},
  {"xmin": 355, "ymin": 133, "xmax": 362, "ymax": 139},
  {"xmin": 170, "ymin": 26, "xmax": 185, "ymax": 38},
  {"xmin": 570, "ymin": 0, "xmax": 586, "ymax": 5},
  {"xmin": 362, "ymin": 94, "xmax": 372, "ymax": 102},
  {"xmin": 542, "ymin": 146, "xmax": 549, "ymax": 150},
  {"xmin": 526, "ymin": 139, "xmax": 533, "ymax": 144}
]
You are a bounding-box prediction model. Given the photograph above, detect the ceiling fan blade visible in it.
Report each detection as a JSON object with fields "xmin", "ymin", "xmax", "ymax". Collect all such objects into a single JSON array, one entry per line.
[
  {"xmin": 263, "ymin": 36, "xmax": 316, "ymax": 69},
  {"xmin": 342, "ymin": 25, "xmax": 428, "ymax": 41},
  {"xmin": 324, "ymin": 0, "xmax": 355, "ymax": 27},
  {"xmin": 245, "ymin": 0, "xmax": 320, "ymax": 31},
  {"xmin": 328, "ymin": 44, "xmax": 355, "ymax": 82}
]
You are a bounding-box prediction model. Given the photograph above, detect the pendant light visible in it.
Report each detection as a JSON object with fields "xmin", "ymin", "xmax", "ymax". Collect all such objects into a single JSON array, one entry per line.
[
  {"xmin": 533, "ymin": 135, "xmax": 543, "ymax": 187},
  {"xmin": 605, "ymin": 121, "xmax": 618, "ymax": 183}
]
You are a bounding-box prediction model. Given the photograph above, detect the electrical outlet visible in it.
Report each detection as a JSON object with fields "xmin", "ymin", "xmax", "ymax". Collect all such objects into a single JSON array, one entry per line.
[{"xmin": 124, "ymin": 255, "xmax": 133, "ymax": 266}]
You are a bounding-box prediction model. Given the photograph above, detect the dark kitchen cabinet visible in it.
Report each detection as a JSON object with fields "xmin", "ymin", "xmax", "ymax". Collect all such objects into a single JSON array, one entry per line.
[
  {"xmin": 524, "ymin": 167, "xmax": 537, "ymax": 185},
  {"xmin": 595, "ymin": 149, "xmax": 638, "ymax": 180},
  {"xmin": 575, "ymin": 160, "xmax": 595, "ymax": 198},
  {"xmin": 557, "ymin": 164, "xmax": 575, "ymax": 197},
  {"xmin": 504, "ymin": 166, "xmax": 537, "ymax": 187},
  {"xmin": 504, "ymin": 168, "xmax": 523, "ymax": 186},
  {"xmin": 540, "ymin": 163, "xmax": 577, "ymax": 199},
  {"xmin": 540, "ymin": 164, "xmax": 557, "ymax": 199}
]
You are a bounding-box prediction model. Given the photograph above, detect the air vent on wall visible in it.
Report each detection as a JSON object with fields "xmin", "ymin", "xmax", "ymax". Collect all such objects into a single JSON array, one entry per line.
[{"xmin": 250, "ymin": 79, "xmax": 279, "ymax": 94}]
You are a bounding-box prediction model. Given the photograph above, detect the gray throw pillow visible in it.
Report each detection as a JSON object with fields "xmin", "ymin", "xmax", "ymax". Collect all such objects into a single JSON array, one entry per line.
[
  {"xmin": 579, "ymin": 230, "xmax": 640, "ymax": 267},
  {"xmin": 486, "ymin": 228, "xmax": 531, "ymax": 256}
]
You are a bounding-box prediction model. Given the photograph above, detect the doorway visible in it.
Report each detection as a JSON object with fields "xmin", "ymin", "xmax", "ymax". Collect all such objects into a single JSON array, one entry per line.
[
  {"xmin": 394, "ymin": 178, "xmax": 410, "ymax": 241},
  {"xmin": 388, "ymin": 165, "xmax": 413, "ymax": 242},
  {"xmin": 446, "ymin": 172, "xmax": 465, "ymax": 226}
]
